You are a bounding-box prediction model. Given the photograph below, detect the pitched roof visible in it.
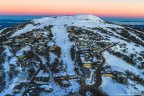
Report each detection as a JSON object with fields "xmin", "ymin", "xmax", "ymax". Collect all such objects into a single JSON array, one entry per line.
[{"xmin": 36, "ymin": 70, "xmax": 49, "ymax": 77}]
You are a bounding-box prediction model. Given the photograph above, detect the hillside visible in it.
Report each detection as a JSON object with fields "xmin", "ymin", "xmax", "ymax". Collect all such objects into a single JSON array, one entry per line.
[{"xmin": 0, "ymin": 14, "xmax": 144, "ymax": 96}]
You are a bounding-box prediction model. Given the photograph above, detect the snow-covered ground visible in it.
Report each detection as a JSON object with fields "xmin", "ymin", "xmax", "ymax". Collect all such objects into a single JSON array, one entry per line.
[
  {"xmin": 33, "ymin": 14, "xmax": 122, "ymax": 30},
  {"xmin": 0, "ymin": 14, "xmax": 143, "ymax": 96},
  {"xmin": 101, "ymin": 51, "xmax": 144, "ymax": 95},
  {"xmin": 1, "ymin": 77, "xmax": 20, "ymax": 96},
  {"xmin": 103, "ymin": 51, "xmax": 144, "ymax": 78},
  {"xmin": 52, "ymin": 25, "xmax": 75, "ymax": 74},
  {"xmin": 101, "ymin": 76, "xmax": 144, "ymax": 96}
]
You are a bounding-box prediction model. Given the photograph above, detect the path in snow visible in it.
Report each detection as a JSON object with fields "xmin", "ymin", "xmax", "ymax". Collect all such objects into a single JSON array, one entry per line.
[
  {"xmin": 1, "ymin": 77, "xmax": 19, "ymax": 96},
  {"xmin": 4, "ymin": 58, "xmax": 10, "ymax": 88},
  {"xmin": 52, "ymin": 25, "xmax": 75, "ymax": 74}
]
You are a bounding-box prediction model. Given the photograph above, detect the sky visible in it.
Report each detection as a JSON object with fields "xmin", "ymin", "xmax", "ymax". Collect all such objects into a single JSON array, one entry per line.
[{"xmin": 0, "ymin": 0, "xmax": 144, "ymax": 18}]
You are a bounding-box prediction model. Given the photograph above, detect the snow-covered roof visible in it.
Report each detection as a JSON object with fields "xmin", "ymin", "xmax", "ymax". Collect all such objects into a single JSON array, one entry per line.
[
  {"xmin": 36, "ymin": 70, "xmax": 49, "ymax": 77},
  {"xmin": 53, "ymin": 72, "xmax": 75, "ymax": 77},
  {"xmin": 39, "ymin": 84, "xmax": 52, "ymax": 89},
  {"xmin": 48, "ymin": 42, "xmax": 54, "ymax": 46},
  {"xmin": 62, "ymin": 80, "xmax": 69, "ymax": 84},
  {"xmin": 19, "ymin": 71, "xmax": 29, "ymax": 79}
]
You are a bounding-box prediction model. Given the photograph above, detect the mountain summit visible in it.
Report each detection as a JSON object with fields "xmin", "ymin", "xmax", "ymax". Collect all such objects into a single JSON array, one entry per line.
[{"xmin": 0, "ymin": 15, "xmax": 144, "ymax": 96}]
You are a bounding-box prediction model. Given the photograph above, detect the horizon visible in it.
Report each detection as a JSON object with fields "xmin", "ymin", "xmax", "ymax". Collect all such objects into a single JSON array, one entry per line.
[
  {"xmin": 0, "ymin": 14, "xmax": 144, "ymax": 19},
  {"xmin": 0, "ymin": 14, "xmax": 144, "ymax": 30},
  {"xmin": 0, "ymin": 0, "xmax": 144, "ymax": 18}
]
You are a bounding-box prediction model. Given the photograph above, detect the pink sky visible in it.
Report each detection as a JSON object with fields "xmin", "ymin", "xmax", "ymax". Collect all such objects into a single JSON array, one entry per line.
[{"xmin": 0, "ymin": 0, "xmax": 144, "ymax": 17}]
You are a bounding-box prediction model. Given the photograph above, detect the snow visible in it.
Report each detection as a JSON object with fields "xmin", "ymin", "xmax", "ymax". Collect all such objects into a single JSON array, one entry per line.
[
  {"xmin": 9, "ymin": 57, "xmax": 18, "ymax": 65},
  {"xmin": 85, "ymin": 69, "xmax": 95, "ymax": 85},
  {"xmin": 51, "ymin": 25, "xmax": 75, "ymax": 74},
  {"xmin": 10, "ymin": 24, "xmax": 34, "ymax": 37},
  {"xmin": 48, "ymin": 42, "xmax": 54, "ymax": 46},
  {"xmin": 39, "ymin": 56, "xmax": 47, "ymax": 64},
  {"xmin": 16, "ymin": 46, "xmax": 31, "ymax": 56},
  {"xmin": 3, "ymin": 46, "xmax": 13, "ymax": 57},
  {"xmin": 103, "ymin": 51, "xmax": 144, "ymax": 78},
  {"xmin": 0, "ymin": 14, "xmax": 144, "ymax": 96},
  {"xmin": 53, "ymin": 71, "xmax": 75, "ymax": 78},
  {"xmin": 4, "ymin": 60, "xmax": 9, "ymax": 72},
  {"xmin": 45, "ymin": 25, "xmax": 81, "ymax": 95},
  {"xmin": 1, "ymin": 77, "xmax": 19, "ymax": 96},
  {"xmin": 101, "ymin": 76, "xmax": 128, "ymax": 96},
  {"xmin": 101, "ymin": 76, "xmax": 144, "ymax": 96},
  {"xmin": 49, "ymin": 52, "xmax": 57, "ymax": 64},
  {"xmin": 19, "ymin": 71, "xmax": 29, "ymax": 80},
  {"xmin": 36, "ymin": 70, "xmax": 49, "ymax": 77},
  {"xmin": 33, "ymin": 15, "xmax": 122, "ymax": 29},
  {"xmin": 66, "ymin": 80, "xmax": 80, "ymax": 93},
  {"xmin": 40, "ymin": 84, "xmax": 52, "ymax": 89},
  {"xmin": 73, "ymin": 14, "xmax": 104, "ymax": 23},
  {"xmin": 10, "ymin": 23, "xmax": 45, "ymax": 38}
]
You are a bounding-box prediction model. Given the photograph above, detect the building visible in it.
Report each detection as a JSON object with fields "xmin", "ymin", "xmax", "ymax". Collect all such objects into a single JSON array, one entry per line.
[
  {"xmin": 53, "ymin": 72, "xmax": 78, "ymax": 80},
  {"xmin": 102, "ymin": 73, "xmax": 116, "ymax": 78},
  {"xmin": 35, "ymin": 70, "xmax": 49, "ymax": 82},
  {"xmin": 19, "ymin": 71, "xmax": 29, "ymax": 81},
  {"xmin": 81, "ymin": 68, "xmax": 95, "ymax": 85},
  {"xmin": 67, "ymin": 26, "xmax": 76, "ymax": 32},
  {"xmin": 80, "ymin": 51, "xmax": 94, "ymax": 68},
  {"xmin": 39, "ymin": 83, "xmax": 53, "ymax": 92},
  {"xmin": 83, "ymin": 63, "xmax": 92, "ymax": 69},
  {"xmin": 59, "ymin": 80, "xmax": 70, "ymax": 88},
  {"xmin": 13, "ymin": 83, "xmax": 25, "ymax": 94},
  {"xmin": 49, "ymin": 45, "xmax": 57, "ymax": 51}
]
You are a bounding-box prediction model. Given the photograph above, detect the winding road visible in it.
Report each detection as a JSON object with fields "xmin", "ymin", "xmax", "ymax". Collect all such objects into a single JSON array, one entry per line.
[
  {"xmin": 79, "ymin": 44, "xmax": 116, "ymax": 96},
  {"xmin": 95, "ymin": 44, "xmax": 116, "ymax": 88}
]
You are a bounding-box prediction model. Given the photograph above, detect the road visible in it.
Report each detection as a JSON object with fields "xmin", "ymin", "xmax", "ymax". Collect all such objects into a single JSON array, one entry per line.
[
  {"xmin": 95, "ymin": 44, "xmax": 116, "ymax": 88},
  {"xmin": 79, "ymin": 44, "xmax": 116, "ymax": 96},
  {"xmin": 23, "ymin": 40, "xmax": 116, "ymax": 95},
  {"xmin": 94, "ymin": 54, "xmax": 105, "ymax": 88}
]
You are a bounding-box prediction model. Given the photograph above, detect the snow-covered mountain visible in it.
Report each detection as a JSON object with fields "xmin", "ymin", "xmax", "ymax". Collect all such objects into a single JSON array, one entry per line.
[{"xmin": 0, "ymin": 14, "xmax": 144, "ymax": 96}]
